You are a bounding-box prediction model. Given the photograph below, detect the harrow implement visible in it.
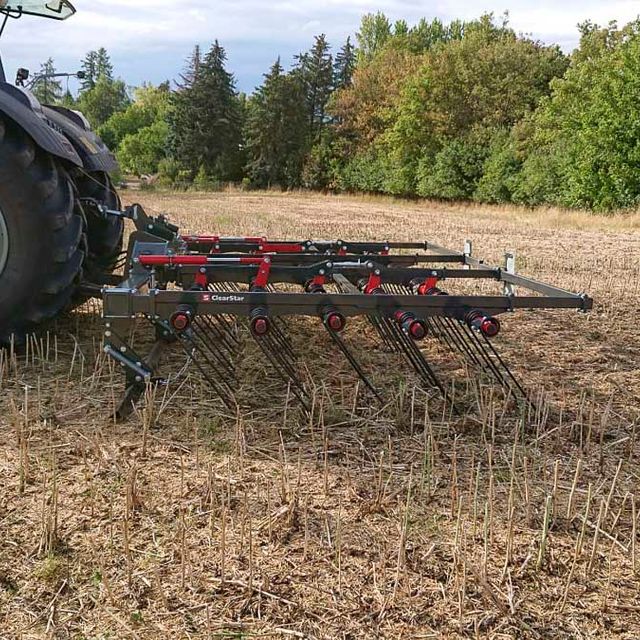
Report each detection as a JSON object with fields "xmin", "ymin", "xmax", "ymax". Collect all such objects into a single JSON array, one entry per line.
[{"xmin": 101, "ymin": 204, "xmax": 593, "ymax": 420}]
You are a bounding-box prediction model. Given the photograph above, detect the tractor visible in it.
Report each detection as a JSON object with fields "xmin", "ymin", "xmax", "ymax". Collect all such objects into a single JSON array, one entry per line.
[{"xmin": 0, "ymin": 1, "xmax": 122, "ymax": 345}]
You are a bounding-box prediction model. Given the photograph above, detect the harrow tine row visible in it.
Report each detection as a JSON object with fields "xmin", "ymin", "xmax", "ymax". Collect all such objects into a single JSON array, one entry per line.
[
  {"xmin": 324, "ymin": 325, "xmax": 384, "ymax": 404},
  {"xmin": 191, "ymin": 318, "xmax": 236, "ymax": 381},
  {"xmin": 101, "ymin": 204, "xmax": 592, "ymax": 421},
  {"xmin": 379, "ymin": 316, "xmax": 448, "ymax": 399},
  {"xmin": 175, "ymin": 328, "xmax": 237, "ymax": 411},
  {"xmin": 251, "ymin": 330, "xmax": 310, "ymax": 411}
]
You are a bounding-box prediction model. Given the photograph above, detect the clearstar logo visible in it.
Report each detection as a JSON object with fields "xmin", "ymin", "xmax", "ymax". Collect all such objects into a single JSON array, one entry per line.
[{"xmin": 202, "ymin": 294, "xmax": 246, "ymax": 303}]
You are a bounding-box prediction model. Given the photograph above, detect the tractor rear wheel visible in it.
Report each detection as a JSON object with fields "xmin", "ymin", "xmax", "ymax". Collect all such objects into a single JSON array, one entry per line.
[
  {"xmin": 74, "ymin": 170, "xmax": 124, "ymax": 282},
  {"xmin": 0, "ymin": 117, "xmax": 85, "ymax": 344}
]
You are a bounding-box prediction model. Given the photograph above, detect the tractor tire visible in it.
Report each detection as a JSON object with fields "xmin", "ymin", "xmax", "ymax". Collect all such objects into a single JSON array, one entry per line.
[
  {"xmin": 74, "ymin": 170, "xmax": 123, "ymax": 281},
  {"xmin": 0, "ymin": 117, "xmax": 85, "ymax": 345}
]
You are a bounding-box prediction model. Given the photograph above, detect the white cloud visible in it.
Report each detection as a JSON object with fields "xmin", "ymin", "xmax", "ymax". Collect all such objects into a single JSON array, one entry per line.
[{"xmin": 2, "ymin": 0, "xmax": 639, "ymax": 91}]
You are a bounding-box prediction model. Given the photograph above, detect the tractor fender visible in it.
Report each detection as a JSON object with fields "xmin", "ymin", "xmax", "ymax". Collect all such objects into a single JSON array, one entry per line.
[
  {"xmin": 0, "ymin": 83, "xmax": 82, "ymax": 165},
  {"xmin": 42, "ymin": 105, "xmax": 119, "ymax": 174}
]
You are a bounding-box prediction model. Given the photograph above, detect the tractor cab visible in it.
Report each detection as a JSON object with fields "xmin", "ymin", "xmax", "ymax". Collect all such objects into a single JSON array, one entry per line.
[
  {"xmin": 0, "ymin": 1, "xmax": 76, "ymax": 82},
  {"xmin": 0, "ymin": 1, "xmax": 76, "ymax": 20}
]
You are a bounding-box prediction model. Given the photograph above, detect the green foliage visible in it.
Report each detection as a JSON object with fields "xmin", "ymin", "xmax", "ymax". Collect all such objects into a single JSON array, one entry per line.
[
  {"xmin": 244, "ymin": 60, "xmax": 309, "ymax": 188},
  {"xmin": 30, "ymin": 58, "xmax": 63, "ymax": 105},
  {"xmin": 80, "ymin": 48, "xmax": 113, "ymax": 91},
  {"xmin": 52, "ymin": 15, "xmax": 640, "ymax": 210},
  {"xmin": 76, "ymin": 76, "xmax": 130, "ymax": 128},
  {"xmin": 417, "ymin": 134, "xmax": 489, "ymax": 200},
  {"xmin": 334, "ymin": 37, "xmax": 356, "ymax": 89},
  {"xmin": 98, "ymin": 84, "xmax": 170, "ymax": 150},
  {"xmin": 513, "ymin": 19, "xmax": 640, "ymax": 210},
  {"xmin": 474, "ymin": 130, "xmax": 520, "ymax": 203},
  {"xmin": 117, "ymin": 119, "xmax": 170, "ymax": 176},
  {"xmin": 295, "ymin": 34, "xmax": 334, "ymax": 140},
  {"xmin": 193, "ymin": 165, "xmax": 221, "ymax": 191},
  {"xmin": 356, "ymin": 12, "xmax": 393, "ymax": 64},
  {"xmin": 390, "ymin": 18, "xmax": 568, "ymax": 163}
]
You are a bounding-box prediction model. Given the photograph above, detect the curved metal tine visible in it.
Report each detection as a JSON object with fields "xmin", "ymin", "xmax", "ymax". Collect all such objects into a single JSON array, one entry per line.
[
  {"xmin": 195, "ymin": 316, "xmax": 238, "ymax": 360},
  {"xmin": 455, "ymin": 321, "xmax": 509, "ymax": 384},
  {"xmin": 442, "ymin": 318, "xmax": 483, "ymax": 366},
  {"xmin": 200, "ymin": 315, "xmax": 239, "ymax": 355},
  {"xmin": 190, "ymin": 321, "xmax": 236, "ymax": 380},
  {"xmin": 369, "ymin": 314, "xmax": 400, "ymax": 352},
  {"xmin": 248, "ymin": 322, "xmax": 305, "ymax": 389},
  {"xmin": 263, "ymin": 332, "xmax": 304, "ymax": 385},
  {"xmin": 185, "ymin": 329, "xmax": 236, "ymax": 390},
  {"xmin": 428, "ymin": 316, "xmax": 453, "ymax": 347},
  {"xmin": 391, "ymin": 322, "xmax": 443, "ymax": 391},
  {"xmin": 253, "ymin": 334, "xmax": 310, "ymax": 410},
  {"xmin": 325, "ymin": 326, "xmax": 384, "ymax": 404},
  {"xmin": 269, "ymin": 319, "xmax": 298, "ymax": 361},
  {"xmin": 177, "ymin": 334, "xmax": 237, "ymax": 410},
  {"xmin": 478, "ymin": 332, "xmax": 533, "ymax": 407},
  {"xmin": 212, "ymin": 314, "xmax": 241, "ymax": 345},
  {"xmin": 382, "ymin": 317, "xmax": 447, "ymax": 398}
]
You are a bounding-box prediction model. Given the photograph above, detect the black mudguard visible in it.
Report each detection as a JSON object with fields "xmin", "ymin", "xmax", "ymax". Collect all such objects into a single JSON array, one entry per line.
[
  {"xmin": 43, "ymin": 105, "xmax": 119, "ymax": 174},
  {"xmin": 0, "ymin": 83, "xmax": 119, "ymax": 174},
  {"xmin": 0, "ymin": 83, "xmax": 81, "ymax": 165}
]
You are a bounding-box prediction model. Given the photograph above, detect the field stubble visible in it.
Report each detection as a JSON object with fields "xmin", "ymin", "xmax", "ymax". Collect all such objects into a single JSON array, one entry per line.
[{"xmin": 1, "ymin": 191, "xmax": 639, "ymax": 639}]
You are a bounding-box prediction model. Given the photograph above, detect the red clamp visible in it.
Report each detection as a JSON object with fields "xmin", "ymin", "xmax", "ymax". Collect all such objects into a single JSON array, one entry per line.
[
  {"xmin": 254, "ymin": 257, "xmax": 272, "ymax": 289},
  {"xmin": 364, "ymin": 272, "xmax": 382, "ymax": 295},
  {"xmin": 194, "ymin": 269, "xmax": 209, "ymax": 289},
  {"xmin": 415, "ymin": 276, "xmax": 446, "ymax": 296}
]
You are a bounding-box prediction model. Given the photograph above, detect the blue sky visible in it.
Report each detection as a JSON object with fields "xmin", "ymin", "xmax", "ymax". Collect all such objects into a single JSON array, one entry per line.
[{"xmin": 3, "ymin": 0, "xmax": 640, "ymax": 93}]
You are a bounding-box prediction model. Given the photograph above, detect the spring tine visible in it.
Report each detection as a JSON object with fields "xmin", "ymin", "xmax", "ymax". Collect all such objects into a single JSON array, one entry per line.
[
  {"xmin": 187, "ymin": 328, "xmax": 237, "ymax": 390},
  {"xmin": 211, "ymin": 314, "xmax": 241, "ymax": 345},
  {"xmin": 252, "ymin": 333, "xmax": 310, "ymax": 410},
  {"xmin": 443, "ymin": 318, "xmax": 483, "ymax": 366},
  {"xmin": 366, "ymin": 314, "xmax": 396, "ymax": 352},
  {"xmin": 198, "ymin": 316, "xmax": 238, "ymax": 357},
  {"xmin": 455, "ymin": 321, "xmax": 508, "ymax": 383},
  {"xmin": 191, "ymin": 320, "xmax": 236, "ymax": 379},
  {"xmin": 269, "ymin": 318, "xmax": 298, "ymax": 360},
  {"xmin": 477, "ymin": 331, "xmax": 533, "ymax": 405},
  {"xmin": 425, "ymin": 317, "xmax": 444, "ymax": 341},
  {"xmin": 325, "ymin": 326, "xmax": 384, "ymax": 404},
  {"xmin": 176, "ymin": 332, "xmax": 237, "ymax": 410},
  {"xmin": 380, "ymin": 317, "xmax": 447, "ymax": 398}
]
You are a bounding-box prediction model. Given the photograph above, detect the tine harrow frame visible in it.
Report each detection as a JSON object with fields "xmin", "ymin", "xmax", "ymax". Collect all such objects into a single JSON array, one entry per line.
[{"xmin": 100, "ymin": 204, "xmax": 593, "ymax": 420}]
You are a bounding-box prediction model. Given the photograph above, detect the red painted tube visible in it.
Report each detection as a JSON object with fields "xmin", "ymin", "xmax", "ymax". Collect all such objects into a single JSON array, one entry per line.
[
  {"xmin": 138, "ymin": 255, "xmax": 263, "ymax": 267},
  {"xmin": 140, "ymin": 255, "xmax": 209, "ymax": 266},
  {"xmin": 258, "ymin": 243, "xmax": 304, "ymax": 254}
]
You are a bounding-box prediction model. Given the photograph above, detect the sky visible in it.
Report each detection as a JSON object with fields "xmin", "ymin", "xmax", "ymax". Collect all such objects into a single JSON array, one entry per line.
[{"xmin": 2, "ymin": 0, "xmax": 640, "ymax": 94}]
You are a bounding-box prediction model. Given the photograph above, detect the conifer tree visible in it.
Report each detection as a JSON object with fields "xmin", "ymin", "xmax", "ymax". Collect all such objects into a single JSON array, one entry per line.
[
  {"xmin": 244, "ymin": 59, "xmax": 308, "ymax": 188},
  {"xmin": 170, "ymin": 41, "xmax": 243, "ymax": 180},
  {"xmin": 95, "ymin": 47, "xmax": 114, "ymax": 81},
  {"xmin": 80, "ymin": 51, "xmax": 98, "ymax": 91},
  {"xmin": 294, "ymin": 35, "xmax": 334, "ymax": 140},
  {"xmin": 334, "ymin": 37, "xmax": 356, "ymax": 89},
  {"xmin": 31, "ymin": 58, "xmax": 63, "ymax": 105}
]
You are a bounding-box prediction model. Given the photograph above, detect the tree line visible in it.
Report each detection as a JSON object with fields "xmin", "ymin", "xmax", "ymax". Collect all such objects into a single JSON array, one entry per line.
[{"xmin": 37, "ymin": 14, "xmax": 640, "ymax": 211}]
